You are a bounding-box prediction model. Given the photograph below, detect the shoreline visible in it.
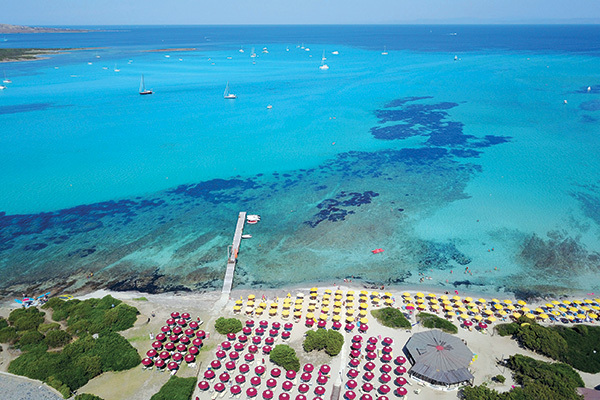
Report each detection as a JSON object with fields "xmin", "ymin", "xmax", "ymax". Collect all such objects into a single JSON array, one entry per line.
[{"xmin": 0, "ymin": 47, "xmax": 104, "ymax": 63}]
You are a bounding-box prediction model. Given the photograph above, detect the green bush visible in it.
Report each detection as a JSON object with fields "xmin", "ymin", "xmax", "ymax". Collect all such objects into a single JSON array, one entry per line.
[
  {"xmin": 45, "ymin": 330, "xmax": 72, "ymax": 348},
  {"xmin": 9, "ymin": 308, "xmax": 45, "ymax": 332},
  {"xmin": 270, "ymin": 344, "xmax": 300, "ymax": 372},
  {"xmin": 494, "ymin": 374, "xmax": 506, "ymax": 383},
  {"xmin": 39, "ymin": 322, "xmax": 61, "ymax": 334},
  {"xmin": 371, "ymin": 307, "xmax": 411, "ymax": 329},
  {"xmin": 0, "ymin": 326, "xmax": 18, "ymax": 343},
  {"xmin": 16, "ymin": 330, "xmax": 45, "ymax": 348},
  {"xmin": 214, "ymin": 317, "xmax": 242, "ymax": 334},
  {"xmin": 74, "ymin": 394, "xmax": 105, "ymax": 400},
  {"xmin": 515, "ymin": 324, "xmax": 567, "ymax": 361},
  {"xmin": 0, "ymin": 317, "xmax": 8, "ymax": 329},
  {"xmin": 495, "ymin": 322, "xmax": 520, "ymax": 337},
  {"xmin": 150, "ymin": 376, "xmax": 197, "ymax": 400},
  {"xmin": 303, "ymin": 329, "xmax": 344, "ymax": 356},
  {"xmin": 417, "ymin": 312, "xmax": 458, "ymax": 334}
]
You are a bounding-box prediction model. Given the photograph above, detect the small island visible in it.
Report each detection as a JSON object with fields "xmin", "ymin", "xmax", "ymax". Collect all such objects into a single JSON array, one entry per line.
[
  {"xmin": 0, "ymin": 48, "xmax": 73, "ymax": 62},
  {"xmin": 0, "ymin": 23, "xmax": 89, "ymax": 34}
]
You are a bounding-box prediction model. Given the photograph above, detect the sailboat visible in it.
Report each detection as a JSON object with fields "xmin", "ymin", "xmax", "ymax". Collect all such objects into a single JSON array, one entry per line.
[
  {"xmin": 239, "ymin": 47, "xmax": 244, "ymax": 53},
  {"xmin": 223, "ymin": 82, "xmax": 237, "ymax": 99},
  {"xmin": 250, "ymin": 47, "xmax": 256, "ymax": 58},
  {"xmin": 114, "ymin": 63, "xmax": 120, "ymax": 72},
  {"xmin": 381, "ymin": 46, "xmax": 388, "ymax": 55},
  {"xmin": 139, "ymin": 74, "xmax": 153, "ymax": 95},
  {"xmin": 319, "ymin": 50, "xmax": 329, "ymax": 70},
  {"xmin": 3, "ymin": 71, "xmax": 12, "ymax": 84}
]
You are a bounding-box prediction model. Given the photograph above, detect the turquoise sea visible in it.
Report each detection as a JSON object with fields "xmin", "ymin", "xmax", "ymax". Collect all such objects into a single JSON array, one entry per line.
[{"xmin": 1, "ymin": 25, "xmax": 600, "ymax": 299}]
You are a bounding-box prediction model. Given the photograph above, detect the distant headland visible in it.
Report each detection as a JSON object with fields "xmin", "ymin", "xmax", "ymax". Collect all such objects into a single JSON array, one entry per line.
[{"xmin": 0, "ymin": 23, "xmax": 90, "ymax": 34}]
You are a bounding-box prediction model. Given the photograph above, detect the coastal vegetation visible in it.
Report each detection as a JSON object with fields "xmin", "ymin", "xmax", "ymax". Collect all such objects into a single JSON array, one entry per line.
[
  {"xmin": 461, "ymin": 354, "xmax": 584, "ymax": 400},
  {"xmin": 214, "ymin": 317, "xmax": 242, "ymax": 334},
  {"xmin": 0, "ymin": 48, "xmax": 68, "ymax": 62},
  {"xmin": 150, "ymin": 376, "xmax": 197, "ymax": 400},
  {"xmin": 496, "ymin": 320, "xmax": 600, "ymax": 373},
  {"xmin": 371, "ymin": 307, "xmax": 411, "ymax": 329},
  {"xmin": 270, "ymin": 344, "xmax": 300, "ymax": 372},
  {"xmin": 303, "ymin": 328, "xmax": 344, "ymax": 356},
  {"xmin": 417, "ymin": 312, "xmax": 458, "ymax": 334},
  {"xmin": 6, "ymin": 296, "xmax": 141, "ymax": 398},
  {"xmin": 74, "ymin": 395, "xmax": 105, "ymax": 400}
]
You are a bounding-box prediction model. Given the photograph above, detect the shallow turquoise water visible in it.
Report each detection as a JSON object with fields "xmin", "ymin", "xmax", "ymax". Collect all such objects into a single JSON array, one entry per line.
[{"xmin": 1, "ymin": 26, "xmax": 599, "ymax": 298}]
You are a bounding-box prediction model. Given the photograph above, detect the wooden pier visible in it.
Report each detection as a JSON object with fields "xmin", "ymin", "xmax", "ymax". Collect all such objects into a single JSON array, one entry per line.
[{"xmin": 221, "ymin": 211, "xmax": 247, "ymax": 295}]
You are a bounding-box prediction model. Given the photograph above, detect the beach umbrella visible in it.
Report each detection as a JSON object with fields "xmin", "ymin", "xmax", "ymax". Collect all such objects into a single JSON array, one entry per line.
[
  {"xmin": 333, "ymin": 321, "xmax": 343, "ymax": 330},
  {"xmin": 382, "ymin": 337, "xmax": 393, "ymax": 346},
  {"xmin": 362, "ymin": 383, "xmax": 373, "ymax": 392},
  {"xmin": 156, "ymin": 333, "xmax": 167, "ymax": 342},
  {"xmin": 247, "ymin": 319, "xmax": 255, "ymax": 326},
  {"xmin": 280, "ymin": 393, "xmax": 290, "ymax": 400},
  {"xmin": 304, "ymin": 363, "xmax": 315, "ymax": 373},
  {"xmin": 395, "ymin": 387, "xmax": 407, "ymax": 397},
  {"xmin": 170, "ymin": 312, "xmax": 180, "ymax": 319},
  {"xmin": 379, "ymin": 364, "xmax": 392, "ymax": 374},
  {"xmin": 296, "ymin": 395, "xmax": 307, "ymax": 400},
  {"xmin": 364, "ymin": 361, "xmax": 376, "ymax": 371},
  {"xmin": 155, "ymin": 359, "xmax": 165, "ymax": 369},
  {"xmin": 286, "ymin": 369, "xmax": 297, "ymax": 379},
  {"xmin": 166, "ymin": 318, "xmax": 176, "ymax": 326},
  {"xmin": 146, "ymin": 349, "xmax": 158, "ymax": 358},
  {"xmin": 243, "ymin": 327, "xmax": 253, "ymax": 335},
  {"xmin": 256, "ymin": 327, "xmax": 265, "ymax": 335},
  {"xmin": 265, "ymin": 337, "xmax": 275, "ymax": 346},
  {"xmin": 367, "ymin": 336, "xmax": 377, "ymax": 345},
  {"xmin": 220, "ymin": 372, "xmax": 231, "ymax": 382},
  {"xmin": 259, "ymin": 320, "xmax": 268, "ymax": 328},
  {"xmin": 381, "ymin": 354, "xmax": 392, "ymax": 363},
  {"xmin": 172, "ymin": 352, "xmax": 183, "ymax": 362},
  {"xmin": 282, "ymin": 331, "xmax": 291, "ymax": 340},
  {"xmin": 176, "ymin": 318, "xmax": 187, "ymax": 327},
  {"xmin": 315, "ymin": 386, "xmax": 326, "ymax": 396},
  {"xmin": 270, "ymin": 368, "xmax": 282, "ymax": 378},
  {"xmin": 284, "ymin": 322, "xmax": 294, "ymax": 330},
  {"xmin": 249, "ymin": 344, "xmax": 259, "ymax": 353},
  {"xmin": 299, "ymin": 384, "xmax": 310, "ymax": 393},
  {"xmin": 349, "ymin": 358, "xmax": 361, "ymax": 368},
  {"xmin": 160, "ymin": 325, "xmax": 171, "ymax": 334},
  {"xmin": 394, "ymin": 366, "xmax": 406, "ymax": 375},
  {"xmin": 479, "ymin": 322, "xmax": 488, "ymax": 329},
  {"xmin": 350, "ymin": 350, "xmax": 361, "ymax": 359},
  {"xmin": 346, "ymin": 380, "xmax": 358, "ymax": 389},
  {"xmin": 198, "ymin": 381, "xmax": 210, "ymax": 391},
  {"xmin": 234, "ymin": 342, "xmax": 245, "ymax": 351},
  {"xmin": 216, "ymin": 350, "xmax": 226, "ymax": 359},
  {"xmin": 193, "ymin": 338, "xmax": 203, "ymax": 347},
  {"xmin": 211, "ymin": 359, "xmax": 222, "ymax": 369},
  {"xmin": 366, "ymin": 344, "xmax": 376, "ymax": 352},
  {"xmin": 346, "ymin": 323, "xmax": 355, "ymax": 331},
  {"xmin": 251, "ymin": 376, "xmax": 262, "ymax": 386},
  {"xmin": 240, "ymin": 363, "xmax": 250, "ymax": 373},
  {"xmin": 317, "ymin": 375, "xmax": 328, "ymax": 385},
  {"xmin": 142, "ymin": 357, "xmax": 153, "ymax": 367},
  {"xmin": 395, "ymin": 377, "xmax": 407, "ymax": 386},
  {"xmin": 366, "ymin": 352, "xmax": 377, "ymax": 360},
  {"xmin": 164, "ymin": 342, "xmax": 176, "ymax": 352},
  {"xmin": 282, "ymin": 380, "xmax": 294, "ymax": 391},
  {"xmin": 463, "ymin": 320, "xmax": 473, "ymax": 327},
  {"xmin": 247, "ymin": 388, "xmax": 258, "ymax": 398},
  {"xmin": 361, "ymin": 395, "xmax": 373, "ymax": 400},
  {"xmin": 256, "ymin": 366, "xmax": 266, "ymax": 375},
  {"xmin": 320, "ymin": 364, "xmax": 331, "ymax": 375},
  {"xmin": 177, "ymin": 343, "xmax": 187, "ymax": 353},
  {"xmin": 380, "ymin": 374, "xmax": 391, "ymax": 383},
  {"xmin": 167, "ymin": 361, "xmax": 179, "ymax": 371},
  {"xmin": 236, "ymin": 374, "xmax": 246, "ymax": 384},
  {"xmin": 159, "ymin": 351, "xmax": 170, "ymax": 360},
  {"xmin": 189, "ymin": 321, "xmax": 199, "ymax": 329},
  {"xmin": 348, "ymin": 369, "xmax": 359, "ymax": 378},
  {"xmin": 188, "ymin": 346, "xmax": 199, "ymax": 355},
  {"xmin": 306, "ymin": 319, "xmax": 315, "ymax": 327},
  {"xmin": 152, "ymin": 341, "xmax": 163, "ymax": 350},
  {"xmin": 345, "ymin": 391, "xmax": 357, "ymax": 400},
  {"xmin": 263, "ymin": 390, "xmax": 274, "ymax": 400},
  {"xmin": 363, "ymin": 371, "xmax": 374, "ymax": 381},
  {"xmin": 269, "ymin": 329, "xmax": 279, "ymax": 337},
  {"xmin": 379, "ymin": 385, "xmax": 391, "ymax": 394},
  {"xmin": 196, "ymin": 330, "xmax": 207, "ymax": 339},
  {"xmin": 317, "ymin": 320, "xmax": 327, "ymax": 328},
  {"xmin": 267, "ymin": 378, "xmax": 277, "ymax": 388},
  {"xmin": 225, "ymin": 361, "xmax": 236, "ymax": 370},
  {"xmin": 352, "ymin": 335, "xmax": 363, "ymax": 342},
  {"xmin": 382, "ymin": 346, "xmax": 393, "ymax": 354},
  {"xmin": 263, "ymin": 345, "xmax": 272, "ymax": 354},
  {"xmin": 231, "ymin": 385, "xmax": 242, "ymax": 395},
  {"xmin": 301, "ymin": 372, "xmax": 312, "ymax": 382},
  {"xmin": 253, "ymin": 336, "xmax": 262, "ymax": 345}
]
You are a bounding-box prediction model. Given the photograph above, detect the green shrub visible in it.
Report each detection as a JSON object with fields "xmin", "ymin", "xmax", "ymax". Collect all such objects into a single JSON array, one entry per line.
[
  {"xmin": 47, "ymin": 375, "xmax": 71, "ymax": 398},
  {"xmin": 16, "ymin": 330, "xmax": 45, "ymax": 348},
  {"xmin": 132, "ymin": 297, "xmax": 148, "ymax": 301},
  {"xmin": 45, "ymin": 330, "xmax": 72, "ymax": 348},
  {"xmin": 417, "ymin": 312, "xmax": 458, "ymax": 334},
  {"xmin": 270, "ymin": 344, "xmax": 300, "ymax": 372},
  {"xmin": 303, "ymin": 329, "xmax": 344, "ymax": 356},
  {"xmin": 150, "ymin": 376, "xmax": 197, "ymax": 400},
  {"xmin": 0, "ymin": 326, "xmax": 18, "ymax": 343},
  {"xmin": 39, "ymin": 322, "xmax": 61, "ymax": 334},
  {"xmin": 371, "ymin": 307, "xmax": 411, "ymax": 329},
  {"xmin": 75, "ymin": 394, "xmax": 105, "ymax": 400},
  {"xmin": 214, "ymin": 317, "xmax": 242, "ymax": 334},
  {"xmin": 494, "ymin": 374, "xmax": 506, "ymax": 383},
  {"xmin": 515, "ymin": 324, "xmax": 567, "ymax": 361},
  {"xmin": 91, "ymin": 331, "xmax": 141, "ymax": 371},
  {"xmin": 555, "ymin": 324, "xmax": 600, "ymax": 373},
  {"xmin": 0, "ymin": 317, "xmax": 8, "ymax": 329},
  {"xmin": 9, "ymin": 308, "xmax": 45, "ymax": 332},
  {"xmin": 495, "ymin": 322, "xmax": 520, "ymax": 337}
]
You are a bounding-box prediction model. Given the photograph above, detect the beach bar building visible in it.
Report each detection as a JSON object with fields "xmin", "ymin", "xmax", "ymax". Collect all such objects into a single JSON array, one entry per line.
[{"xmin": 404, "ymin": 329, "xmax": 474, "ymax": 389}]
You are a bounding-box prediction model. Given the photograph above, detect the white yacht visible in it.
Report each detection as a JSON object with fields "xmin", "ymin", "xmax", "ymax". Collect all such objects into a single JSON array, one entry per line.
[
  {"xmin": 381, "ymin": 46, "xmax": 388, "ymax": 55},
  {"xmin": 224, "ymin": 82, "xmax": 237, "ymax": 99}
]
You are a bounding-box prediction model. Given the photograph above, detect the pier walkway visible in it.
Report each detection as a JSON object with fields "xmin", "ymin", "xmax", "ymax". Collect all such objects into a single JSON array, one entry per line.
[{"xmin": 221, "ymin": 211, "xmax": 246, "ymax": 295}]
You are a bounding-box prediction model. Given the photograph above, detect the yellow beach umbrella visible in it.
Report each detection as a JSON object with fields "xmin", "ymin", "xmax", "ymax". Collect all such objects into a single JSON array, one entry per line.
[
  {"xmin": 247, "ymin": 300, "xmax": 255, "ymax": 307},
  {"xmin": 233, "ymin": 305, "xmax": 242, "ymax": 311},
  {"xmin": 360, "ymin": 318, "xmax": 369, "ymax": 324},
  {"xmin": 525, "ymin": 313, "xmax": 535, "ymax": 319},
  {"xmin": 306, "ymin": 312, "xmax": 314, "ymax": 319},
  {"xmin": 294, "ymin": 311, "xmax": 302, "ymax": 318},
  {"xmin": 323, "ymin": 294, "xmax": 331, "ymax": 300},
  {"xmin": 428, "ymin": 293, "xmax": 437, "ymax": 299},
  {"xmin": 359, "ymin": 310, "xmax": 368, "ymax": 317},
  {"xmin": 335, "ymin": 289, "xmax": 343, "ymax": 295},
  {"xmin": 360, "ymin": 290, "xmax": 369, "ymax": 296},
  {"xmin": 569, "ymin": 307, "xmax": 579, "ymax": 313},
  {"xmin": 452, "ymin": 295, "xmax": 461, "ymax": 302},
  {"xmin": 593, "ymin": 306, "xmax": 600, "ymax": 311},
  {"xmin": 566, "ymin": 315, "xmax": 575, "ymax": 321},
  {"xmin": 491, "ymin": 298, "xmax": 500, "ymax": 304},
  {"xmin": 384, "ymin": 292, "xmax": 392, "ymax": 298},
  {"xmin": 506, "ymin": 305, "xmax": 516, "ymax": 311},
  {"xmin": 333, "ymin": 307, "xmax": 342, "ymax": 314},
  {"xmin": 417, "ymin": 304, "xmax": 426, "ymax": 310},
  {"xmin": 319, "ymin": 313, "xmax": 328, "ymax": 320},
  {"xmin": 402, "ymin": 292, "xmax": 411, "ymax": 297},
  {"xmin": 576, "ymin": 313, "xmax": 586, "ymax": 319},
  {"xmin": 347, "ymin": 296, "xmax": 355, "ymax": 302},
  {"xmin": 584, "ymin": 299, "xmax": 594, "ymax": 304},
  {"xmin": 464, "ymin": 297, "xmax": 473, "ymax": 303},
  {"xmin": 269, "ymin": 309, "xmax": 277, "ymax": 315},
  {"xmin": 430, "ymin": 299, "xmax": 439, "ymax": 304},
  {"xmin": 474, "ymin": 315, "xmax": 483, "ymax": 321},
  {"xmin": 346, "ymin": 316, "xmax": 355, "ymax": 323},
  {"xmin": 245, "ymin": 307, "xmax": 253, "ymax": 314},
  {"xmin": 235, "ymin": 299, "xmax": 243, "ymax": 305},
  {"xmin": 322, "ymin": 300, "xmax": 330, "ymax": 307},
  {"xmin": 282, "ymin": 310, "xmax": 290, "ymax": 317},
  {"xmin": 248, "ymin": 294, "xmax": 256, "ymax": 300},
  {"xmin": 255, "ymin": 308, "xmax": 264, "ymax": 315},
  {"xmin": 477, "ymin": 298, "xmax": 486, "ymax": 304},
  {"xmin": 346, "ymin": 302, "xmax": 355, "ymax": 309},
  {"xmin": 372, "ymin": 298, "xmax": 380, "ymax": 303},
  {"xmin": 442, "ymin": 300, "xmax": 451, "ymax": 305},
  {"xmin": 538, "ymin": 313, "xmax": 549, "ymax": 319},
  {"xmin": 459, "ymin": 313, "xmax": 469, "ymax": 320},
  {"xmin": 258, "ymin": 302, "xmax": 266, "ymax": 308},
  {"xmin": 487, "ymin": 316, "xmax": 497, "ymax": 322},
  {"xmin": 484, "ymin": 310, "xmax": 494, "ymax": 315},
  {"xmin": 545, "ymin": 303, "xmax": 554, "ymax": 308},
  {"xmin": 403, "ymin": 296, "xmax": 413, "ymax": 302},
  {"xmin": 551, "ymin": 310, "xmax": 561, "ymax": 316},
  {"xmin": 589, "ymin": 313, "xmax": 598, "ymax": 319},
  {"xmin": 324, "ymin": 289, "xmax": 332, "ymax": 294},
  {"xmin": 494, "ymin": 304, "xmax": 503, "ymax": 310},
  {"xmin": 440, "ymin": 295, "xmax": 449, "ymax": 300},
  {"xmin": 347, "ymin": 290, "xmax": 355, "ymax": 296},
  {"xmin": 416, "ymin": 292, "xmax": 425, "ymax": 298},
  {"xmin": 334, "ymin": 301, "xmax": 342, "ymax": 307},
  {"xmin": 294, "ymin": 304, "xmax": 303, "ymax": 311},
  {"xmin": 573, "ymin": 300, "xmax": 583, "ymax": 304},
  {"xmin": 332, "ymin": 315, "xmax": 341, "ymax": 321},
  {"xmin": 498, "ymin": 310, "xmax": 508, "ymax": 316},
  {"xmin": 385, "ymin": 298, "xmax": 393, "ymax": 305},
  {"xmin": 522, "ymin": 307, "xmax": 530, "ymax": 313},
  {"xmin": 271, "ymin": 303, "xmax": 278, "ymax": 309},
  {"xmin": 310, "ymin": 287, "xmax": 318, "ymax": 292},
  {"xmin": 307, "ymin": 305, "xmax": 315, "ymax": 312},
  {"xmin": 562, "ymin": 300, "xmax": 571, "ymax": 305},
  {"xmin": 346, "ymin": 308, "xmax": 355, "ymax": 315},
  {"xmin": 551, "ymin": 300, "xmax": 560, "ymax": 305},
  {"xmin": 416, "ymin": 298, "xmax": 425, "ymax": 304},
  {"xmin": 295, "ymin": 298, "xmax": 303, "ymax": 304},
  {"xmin": 518, "ymin": 300, "xmax": 527, "ymax": 306},
  {"xmin": 431, "ymin": 304, "xmax": 440, "ymax": 310},
  {"xmin": 512, "ymin": 312, "xmax": 522, "ymax": 319},
  {"xmin": 444, "ymin": 305, "xmax": 453, "ymax": 311},
  {"xmin": 371, "ymin": 291, "xmax": 380, "ymax": 297},
  {"xmin": 535, "ymin": 308, "xmax": 544, "ymax": 314},
  {"xmin": 558, "ymin": 307, "xmax": 568, "ymax": 312},
  {"xmin": 457, "ymin": 307, "xmax": 467, "ymax": 313},
  {"xmin": 334, "ymin": 295, "xmax": 343, "ymax": 301},
  {"xmin": 359, "ymin": 303, "xmax": 368, "ymax": 309},
  {"xmin": 321, "ymin": 307, "xmax": 330, "ymax": 314}
]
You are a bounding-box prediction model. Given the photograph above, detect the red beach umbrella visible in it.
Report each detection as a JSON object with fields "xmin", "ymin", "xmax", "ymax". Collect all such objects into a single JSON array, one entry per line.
[
  {"xmin": 259, "ymin": 320, "xmax": 269, "ymax": 328},
  {"xmin": 394, "ymin": 356, "xmax": 406, "ymax": 365},
  {"xmin": 272, "ymin": 322, "xmax": 281, "ymax": 329},
  {"xmin": 171, "ymin": 312, "xmax": 180, "ymax": 319},
  {"xmin": 266, "ymin": 378, "xmax": 277, "ymax": 388},
  {"xmin": 382, "ymin": 346, "xmax": 392, "ymax": 354},
  {"xmin": 220, "ymin": 372, "xmax": 231, "ymax": 382},
  {"xmin": 464, "ymin": 320, "xmax": 473, "ymax": 327},
  {"xmin": 360, "ymin": 394, "xmax": 373, "ymax": 400},
  {"xmin": 155, "ymin": 359, "xmax": 165, "ymax": 369},
  {"xmin": 286, "ymin": 370, "xmax": 297, "ymax": 379},
  {"xmin": 364, "ymin": 362, "xmax": 376, "ymax": 371},
  {"xmin": 265, "ymin": 337, "xmax": 275, "ymax": 346},
  {"xmin": 332, "ymin": 321, "xmax": 342, "ymax": 330},
  {"xmin": 345, "ymin": 323, "xmax": 355, "ymax": 331},
  {"xmin": 317, "ymin": 320, "xmax": 327, "ymax": 328},
  {"xmin": 160, "ymin": 325, "xmax": 171, "ymax": 333},
  {"xmin": 362, "ymin": 383, "xmax": 373, "ymax": 392},
  {"xmin": 239, "ymin": 334, "xmax": 249, "ymax": 342},
  {"xmin": 188, "ymin": 346, "xmax": 199, "ymax": 355},
  {"xmin": 172, "ymin": 326, "xmax": 183, "ymax": 335},
  {"xmin": 156, "ymin": 333, "xmax": 166, "ymax": 341},
  {"xmin": 382, "ymin": 337, "xmax": 393, "ymax": 346},
  {"xmin": 222, "ymin": 341, "xmax": 232, "ymax": 350},
  {"xmin": 368, "ymin": 337, "xmax": 378, "ymax": 345},
  {"xmin": 298, "ymin": 384, "xmax": 310, "ymax": 393},
  {"xmin": 152, "ymin": 341, "xmax": 163, "ymax": 350},
  {"xmin": 263, "ymin": 345, "xmax": 272, "ymax": 354},
  {"xmin": 366, "ymin": 344, "xmax": 376, "ymax": 352},
  {"xmin": 380, "ymin": 373, "xmax": 391, "ymax": 383},
  {"xmin": 214, "ymin": 383, "xmax": 226, "ymax": 392},
  {"xmin": 366, "ymin": 352, "xmax": 377, "ymax": 360},
  {"xmin": 225, "ymin": 361, "xmax": 236, "ymax": 370},
  {"xmin": 315, "ymin": 386, "xmax": 326, "ymax": 396},
  {"xmin": 255, "ymin": 327, "xmax": 265, "ymax": 336},
  {"xmin": 234, "ymin": 342, "xmax": 244, "ymax": 351},
  {"xmin": 245, "ymin": 353, "xmax": 255, "ymax": 362},
  {"xmin": 249, "ymin": 344, "xmax": 259, "ymax": 353},
  {"xmin": 167, "ymin": 361, "xmax": 179, "ymax": 371},
  {"xmin": 395, "ymin": 377, "xmax": 407, "ymax": 386},
  {"xmin": 198, "ymin": 381, "xmax": 210, "ymax": 391},
  {"xmin": 243, "ymin": 326, "xmax": 253, "ymax": 335},
  {"xmin": 378, "ymin": 385, "xmax": 391, "ymax": 395},
  {"xmin": 236, "ymin": 374, "xmax": 246, "ymax": 384},
  {"xmin": 180, "ymin": 335, "xmax": 190, "ymax": 345},
  {"xmin": 269, "ymin": 329, "xmax": 279, "ymax": 336},
  {"xmin": 176, "ymin": 318, "xmax": 186, "ymax": 326},
  {"xmin": 165, "ymin": 342, "xmax": 176, "ymax": 351},
  {"xmin": 349, "ymin": 358, "xmax": 360, "ymax": 368},
  {"xmin": 184, "ymin": 328, "xmax": 194, "ymax": 337},
  {"xmin": 296, "ymin": 395, "xmax": 307, "ymax": 400},
  {"xmin": 347, "ymin": 369, "xmax": 359, "ymax": 378},
  {"xmin": 381, "ymin": 354, "xmax": 392, "ymax": 363},
  {"xmin": 282, "ymin": 331, "xmax": 291, "ymax": 340},
  {"xmin": 168, "ymin": 335, "xmax": 179, "ymax": 343},
  {"xmin": 196, "ymin": 330, "xmax": 206, "ymax": 339},
  {"xmin": 280, "ymin": 393, "xmax": 290, "ymax": 400},
  {"xmin": 306, "ymin": 319, "xmax": 315, "ymax": 327},
  {"xmin": 346, "ymin": 380, "xmax": 358, "ymax": 390},
  {"xmin": 193, "ymin": 338, "xmax": 203, "ymax": 347},
  {"xmin": 177, "ymin": 344, "xmax": 187, "ymax": 353},
  {"xmin": 317, "ymin": 375, "xmax": 328, "ymax": 385},
  {"xmin": 253, "ymin": 336, "xmax": 262, "ymax": 344},
  {"xmin": 231, "ymin": 385, "xmax": 242, "ymax": 395},
  {"xmin": 395, "ymin": 387, "xmax": 408, "ymax": 397},
  {"xmin": 271, "ymin": 368, "xmax": 282, "ymax": 377},
  {"xmin": 351, "ymin": 342, "xmax": 362, "ymax": 351},
  {"xmin": 344, "ymin": 391, "xmax": 356, "ymax": 400},
  {"xmin": 350, "ymin": 350, "xmax": 361, "ymax": 358},
  {"xmin": 239, "ymin": 363, "xmax": 250, "ymax": 373},
  {"xmin": 479, "ymin": 322, "xmax": 488, "ymax": 329},
  {"xmin": 166, "ymin": 318, "xmax": 176, "ymax": 325},
  {"xmin": 263, "ymin": 390, "xmax": 274, "ymax": 399},
  {"xmin": 216, "ymin": 350, "xmax": 226, "ymax": 359},
  {"xmin": 251, "ymin": 376, "xmax": 261, "ymax": 386},
  {"xmin": 282, "ymin": 380, "xmax": 294, "ymax": 391},
  {"xmin": 159, "ymin": 351, "xmax": 170, "ymax": 360},
  {"xmin": 189, "ymin": 321, "xmax": 199, "ymax": 329},
  {"xmin": 146, "ymin": 349, "xmax": 158, "ymax": 358},
  {"xmin": 394, "ymin": 365, "xmax": 406, "ymax": 375},
  {"xmin": 184, "ymin": 354, "xmax": 195, "ymax": 363},
  {"xmin": 204, "ymin": 370, "xmax": 216, "ymax": 379},
  {"xmin": 229, "ymin": 351, "xmax": 240, "ymax": 360},
  {"xmin": 255, "ymin": 365, "xmax": 266, "ymax": 375},
  {"xmin": 246, "ymin": 319, "xmax": 255, "ymax": 327},
  {"xmin": 141, "ymin": 358, "xmax": 153, "ymax": 367},
  {"xmin": 227, "ymin": 332, "xmax": 237, "ymax": 340},
  {"xmin": 211, "ymin": 359, "xmax": 222, "ymax": 369},
  {"xmin": 363, "ymin": 371, "xmax": 374, "ymax": 381},
  {"xmin": 352, "ymin": 335, "xmax": 363, "ymax": 342},
  {"xmin": 172, "ymin": 352, "xmax": 183, "ymax": 362},
  {"xmin": 284, "ymin": 322, "xmax": 293, "ymax": 330},
  {"xmin": 247, "ymin": 387, "xmax": 258, "ymax": 398},
  {"xmin": 380, "ymin": 364, "xmax": 392, "ymax": 374},
  {"xmin": 304, "ymin": 364, "xmax": 315, "ymax": 373},
  {"xmin": 379, "ymin": 397, "xmax": 389, "ymax": 400},
  {"xmin": 301, "ymin": 372, "xmax": 312, "ymax": 382}
]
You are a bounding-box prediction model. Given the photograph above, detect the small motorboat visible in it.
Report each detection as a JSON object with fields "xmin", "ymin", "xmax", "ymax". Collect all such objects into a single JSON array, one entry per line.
[
  {"xmin": 247, "ymin": 214, "xmax": 261, "ymax": 221},
  {"xmin": 371, "ymin": 248, "xmax": 384, "ymax": 254},
  {"xmin": 242, "ymin": 234, "xmax": 252, "ymax": 239}
]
